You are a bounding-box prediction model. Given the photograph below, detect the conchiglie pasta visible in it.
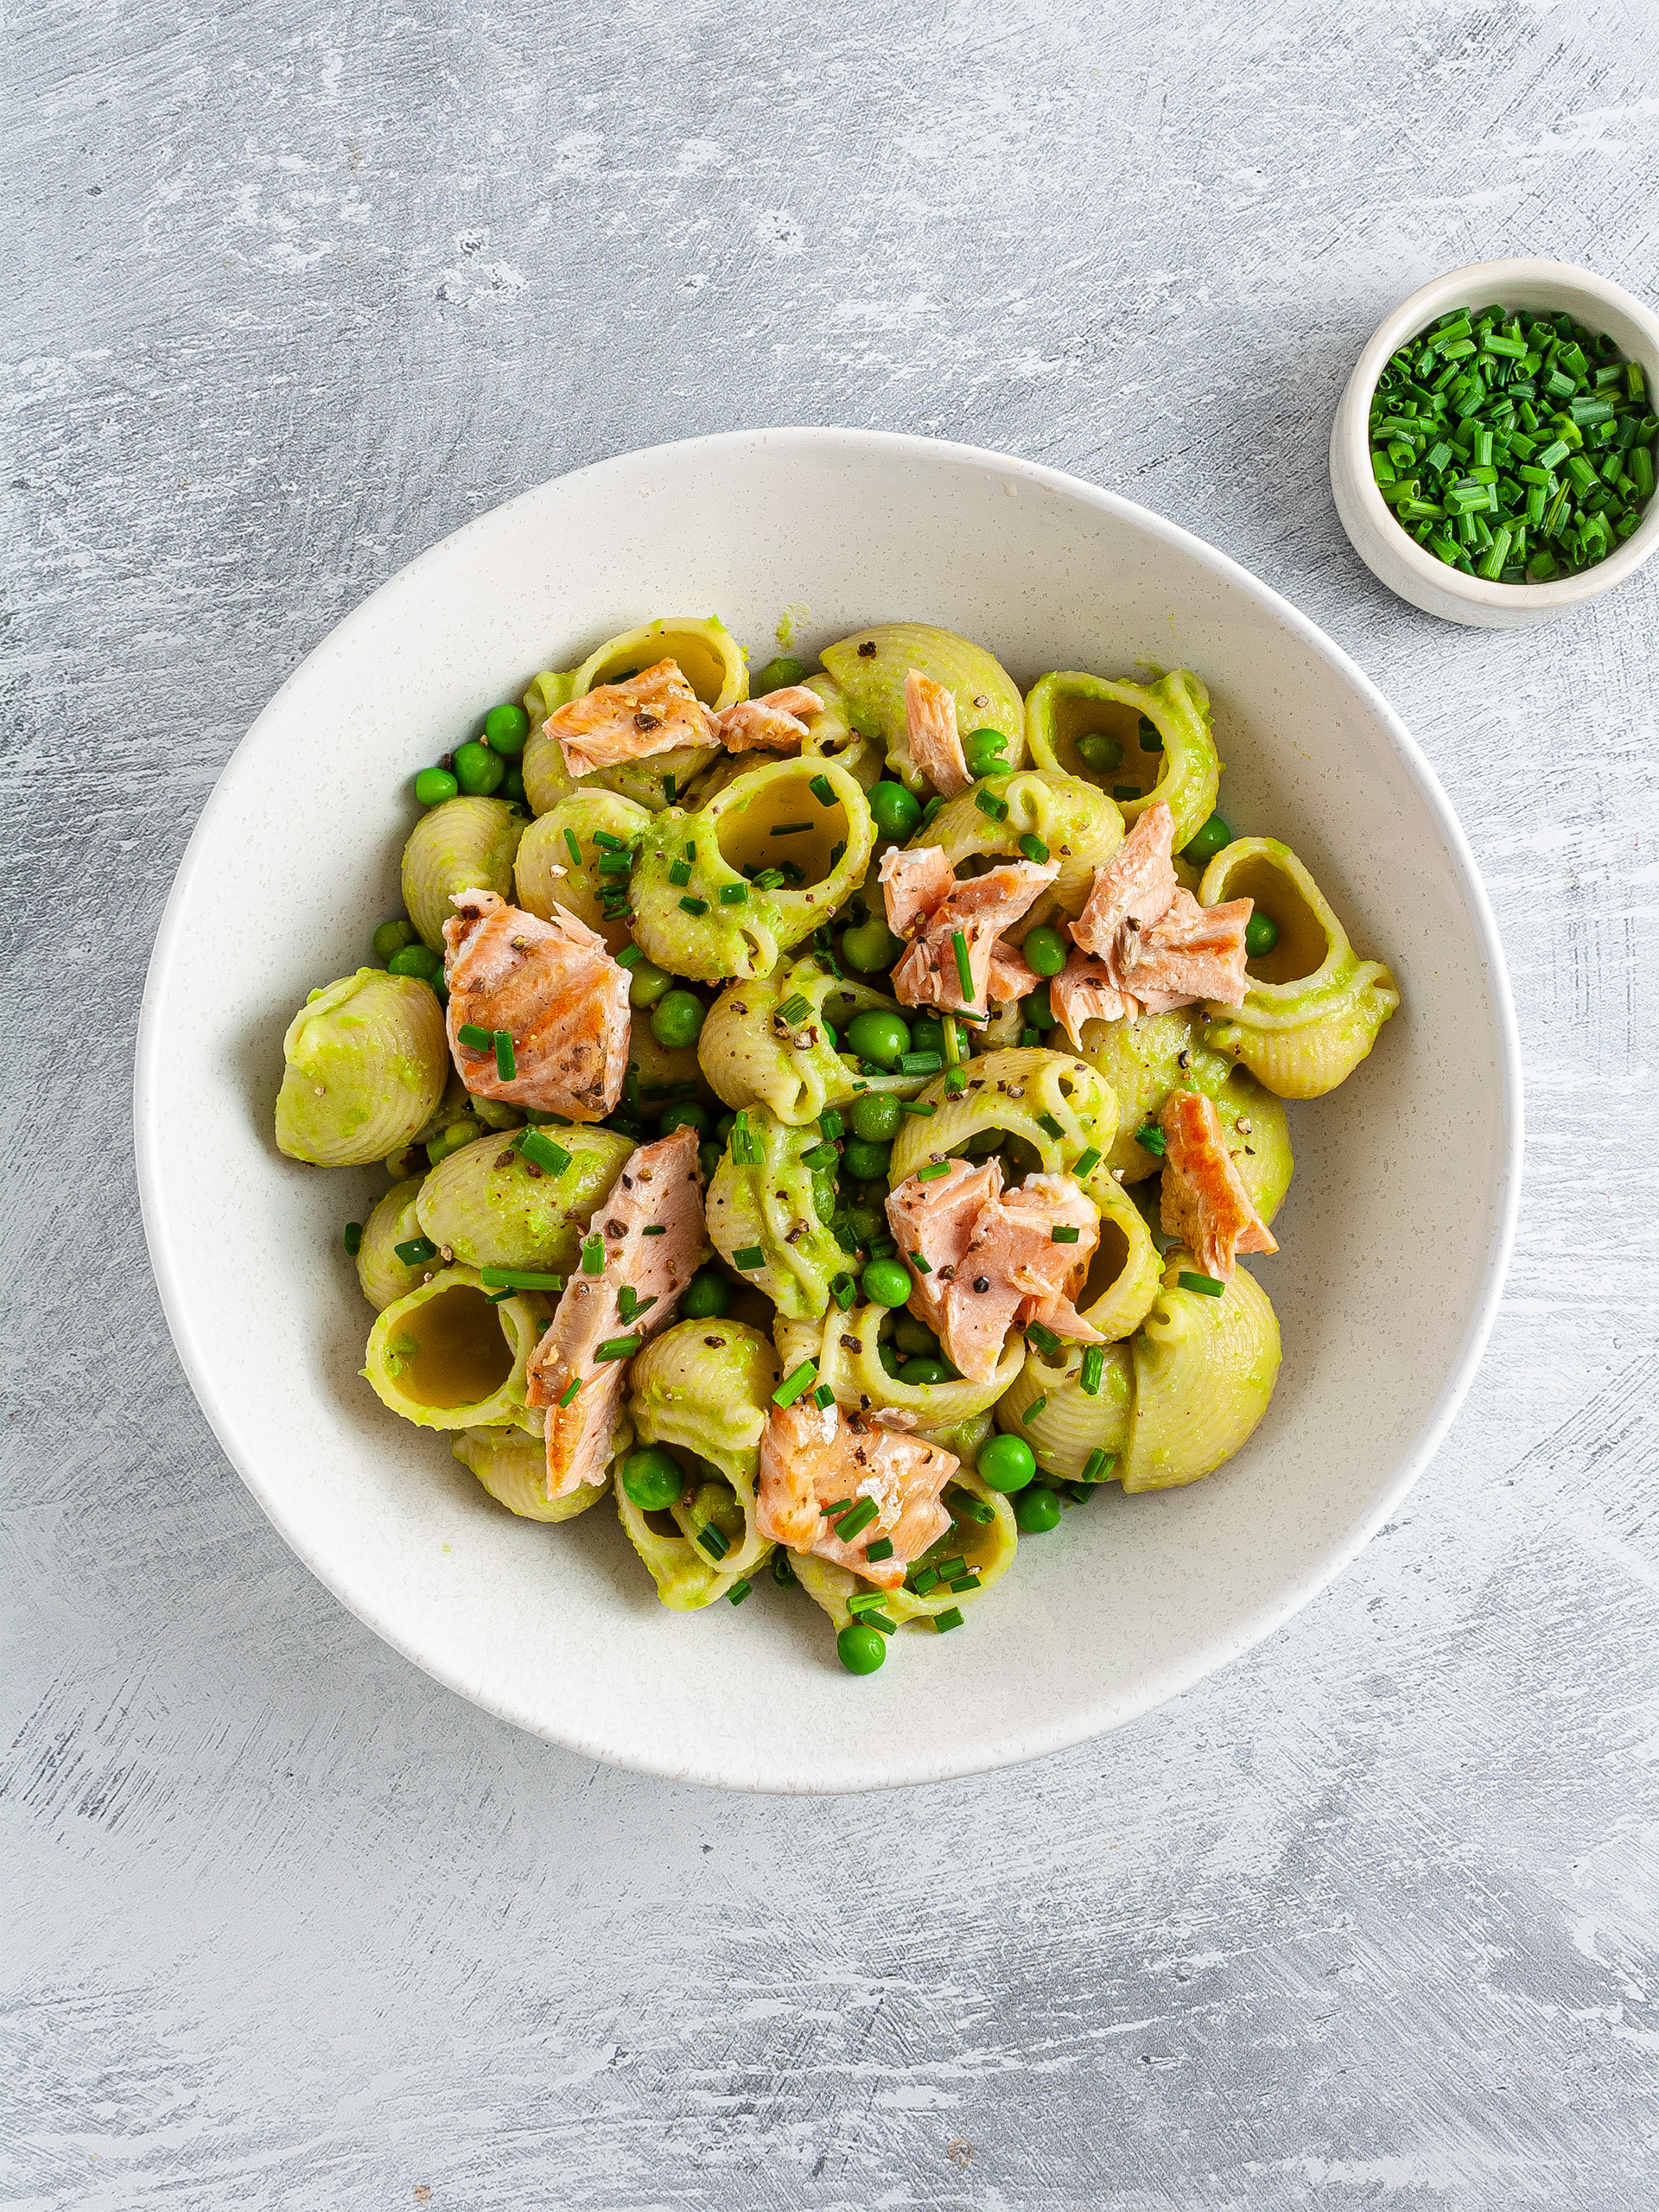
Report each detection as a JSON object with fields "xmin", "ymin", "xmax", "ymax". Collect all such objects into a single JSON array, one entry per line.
[
  {"xmin": 920, "ymin": 768, "xmax": 1123, "ymax": 928},
  {"xmin": 697, "ymin": 957, "xmax": 924, "ymax": 1127},
  {"xmin": 356, "ymin": 1175, "xmax": 429, "ymax": 1311},
  {"xmin": 402, "ymin": 796, "xmax": 525, "ymax": 950},
  {"xmin": 705, "ymin": 1106, "xmax": 845, "ymax": 1320},
  {"xmin": 818, "ymin": 1296, "xmax": 1025, "ymax": 1427},
  {"xmin": 1026, "ymin": 667, "xmax": 1219, "ymax": 854},
  {"xmin": 453, "ymin": 1419, "xmax": 610, "ymax": 1522},
  {"xmin": 1074, "ymin": 1161, "xmax": 1164, "ymax": 1342},
  {"xmin": 628, "ymin": 1318, "xmax": 779, "ymax": 1486},
  {"xmin": 416, "ymin": 1124, "xmax": 633, "ymax": 1273},
  {"xmin": 792, "ymin": 1470, "xmax": 1017, "ymax": 1629},
  {"xmin": 275, "ymin": 969, "xmax": 448, "ymax": 1167},
  {"xmin": 821, "ymin": 622, "xmax": 1025, "ymax": 791},
  {"xmin": 362, "ymin": 1268, "xmax": 549, "ymax": 1431},
  {"xmin": 521, "ymin": 617, "xmax": 744, "ymax": 818},
  {"xmin": 1198, "ymin": 839, "xmax": 1401, "ymax": 1098},
  {"xmin": 995, "ymin": 1339, "xmax": 1134, "ymax": 1483},
  {"xmin": 888, "ymin": 1046, "xmax": 1116, "ymax": 1184},
  {"xmin": 1119, "ymin": 1249, "xmax": 1281, "ymax": 1491},
  {"xmin": 515, "ymin": 791, "xmax": 653, "ymax": 952},
  {"xmin": 1081, "ymin": 1007, "xmax": 1293, "ymax": 1219},
  {"xmin": 631, "ymin": 758, "xmax": 875, "ymax": 984}
]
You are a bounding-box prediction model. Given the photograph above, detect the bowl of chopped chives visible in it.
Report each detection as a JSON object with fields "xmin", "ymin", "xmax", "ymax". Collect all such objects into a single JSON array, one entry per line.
[{"xmin": 1330, "ymin": 257, "xmax": 1659, "ymax": 628}]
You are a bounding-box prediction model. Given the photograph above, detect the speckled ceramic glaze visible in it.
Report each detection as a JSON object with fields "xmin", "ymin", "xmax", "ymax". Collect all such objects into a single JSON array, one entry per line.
[
  {"xmin": 1330, "ymin": 256, "xmax": 1659, "ymax": 628},
  {"xmin": 134, "ymin": 429, "xmax": 1522, "ymax": 1794}
]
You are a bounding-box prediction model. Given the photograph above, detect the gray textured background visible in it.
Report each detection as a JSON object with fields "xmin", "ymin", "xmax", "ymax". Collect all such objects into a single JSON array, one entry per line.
[{"xmin": 6, "ymin": 1, "xmax": 1658, "ymax": 2205}]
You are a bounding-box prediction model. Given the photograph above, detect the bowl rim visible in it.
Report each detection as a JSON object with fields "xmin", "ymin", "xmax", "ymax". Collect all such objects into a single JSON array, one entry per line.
[
  {"xmin": 134, "ymin": 425, "xmax": 1524, "ymax": 1791},
  {"xmin": 1335, "ymin": 254, "xmax": 1659, "ymax": 613}
]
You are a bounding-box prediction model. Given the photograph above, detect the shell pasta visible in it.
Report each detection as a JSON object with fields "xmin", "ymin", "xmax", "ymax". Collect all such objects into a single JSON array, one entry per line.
[{"xmin": 274, "ymin": 613, "xmax": 1399, "ymax": 1675}]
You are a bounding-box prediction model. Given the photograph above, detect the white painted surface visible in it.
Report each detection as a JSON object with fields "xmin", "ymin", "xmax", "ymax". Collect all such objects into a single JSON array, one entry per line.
[{"xmin": 5, "ymin": 2, "xmax": 1656, "ymax": 2202}]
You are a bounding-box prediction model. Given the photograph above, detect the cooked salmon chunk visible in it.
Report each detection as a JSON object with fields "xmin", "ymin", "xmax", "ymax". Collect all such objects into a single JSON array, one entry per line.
[
  {"xmin": 880, "ymin": 848, "xmax": 1059, "ymax": 1014},
  {"xmin": 1062, "ymin": 801, "xmax": 1252, "ymax": 1020},
  {"xmin": 756, "ymin": 1398, "xmax": 956, "ymax": 1589},
  {"xmin": 525, "ymin": 1126, "xmax": 704, "ymax": 1498},
  {"xmin": 443, "ymin": 889, "xmax": 630, "ymax": 1122},
  {"xmin": 541, "ymin": 659, "xmax": 721, "ymax": 776},
  {"xmin": 714, "ymin": 686, "xmax": 825, "ymax": 753},
  {"xmin": 905, "ymin": 670, "xmax": 970, "ymax": 798},
  {"xmin": 887, "ymin": 1160, "xmax": 1103, "ymax": 1384},
  {"xmin": 1157, "ymin": 1089, "xmax": 1277, "ymax": 1280}
]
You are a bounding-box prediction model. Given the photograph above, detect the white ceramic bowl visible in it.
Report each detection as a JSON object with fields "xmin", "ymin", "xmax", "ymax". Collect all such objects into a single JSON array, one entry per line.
[
  {"xmin": 136, "ymin": 429, "xmax": 1521, "ymax": 1794},
  {"xmin": 1331, "ymin": 256, "xmax": 1659, "ymax": 628}
]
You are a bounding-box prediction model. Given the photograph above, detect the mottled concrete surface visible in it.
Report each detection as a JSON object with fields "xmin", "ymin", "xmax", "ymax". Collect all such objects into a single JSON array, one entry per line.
[{"xmin": 5, "ymin": 2, "xmax": 1658, "ymax": 2205}]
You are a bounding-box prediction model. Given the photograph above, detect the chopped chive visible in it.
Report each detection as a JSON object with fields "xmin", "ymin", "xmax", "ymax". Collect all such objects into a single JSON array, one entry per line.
[
  {"xmin": 1022, "ymin": 1395, "xmax": 1047, "ymax": 1422},
  {"xmin": 719, "ymin": 882, "xmax": 747, "ymax": 905},
  {"xmin": 1050, "ymin": 1224, "xmax": 1080, "ymax": 1243},
  {"xmin": 834, "ymin": 1497, "xmax": 880, "ymax": 1542},
  {"xmin": 846, "ymin": 1590, "xmax": 887, "ymax": 1617},
  {"xmin": 343, "ymin": 1221, "xmax": 363, "ymax": 1256},
  {"xmin": 830, "ymin": 1273, "xmax": 857, "ymax": 1310},
  {"xmin": 949, "ymin": 1573, "xmax": 982, "ymax": 1592},
  {"xmin": 395, "ymin": 1236, "xmax": 437, "ymax": 1266},
  {"xmin": 1073, "ymin": 1146, "xmax": 1102, "ymax": 1176},
  {"xmin": 974, "ymin": 788, "xmax": 1008, "ymax": 823},
  {"xmin": 865, "ymin": 1536, "xmax": 895, "ymax": 1562},
  {"xmin": 667, "ymin": 861, "xmax": 692, "ymax": 887},
  {"xmin": 481, "ymin": 1266, "xmax": 565, "ymax": 1292},
  {"xmin": 1080, "ymin": 1345, "xmax": 1105, "ymax": 1396},
  {"xmin": 594, "ymin": 1334, "xmax": 642, "ymax": 1361},
  {"xmin": 909, "ymin": 1250, "xmax": 931, "ymax": 1273},
  {"xmin": 951, "ymin": 929, "xmax": 975, "ymax": 999},
  {"xmin": 901, "ymin": 1098, "xmax": 937, "ymax": 1116},
  {"xmin": 934, "ymin": 1607, "xmax": 965, "ymax": 1633},
  {"xmin": 457, "ymin": 1023, "xmax": 493, "ymax": 1052},
  {"xmin": 1025, "ymin": 1320, "xmax": 1060, "ymax": 1357},
  {"xmin": 770, "ymin": 821, "xmax": 811, "ymax": 836},
  {"xmin": 594, "ymin": 830, "xmax": 626, "ymax": 851},
  {"xmin": 564, "ymin": 828, "xmax": 583, "ymax": 868},
  {"xmin": 733, "ymin": 1246, "xmax": 765, "ymax": 1270},
  {"xmin": 1019, "ymin": 833, "xmax": 1049, "ymax": 863},
  {"xmin": 772, "ymin": 1358, "xmax": 820, "ymax": 1408},
  {"xmin": 727, "ymin": 1578, "xmax": 753, "ymax": 1605},
  {"xmin": 777, "ymin": 993, "xmax": 811, "ymax": 1024},
  {"xmin": 581, "ymin": 1235, "xmax": 606, "ymax": 1274},
  {"xmin": 663, "ymin": 775, "xmax": 675, "ymax": 804},
  {"xmin": 641, "ymin": 1223, "xmax": 666, "ymax": 1236},
  {"xmin": 1178, "ymin": 1269, "xmax": 1225, "ymax": 1298},
  {"xmin": 823, "ymin": 1497, "xmax": 855, "ymax": 1517},
  {"xmin": 910, "ymin": 1566, "xmax": 941, "ymax": 1594},
  {"xmin": 615, "ymin": 943, "xmax": 642, "ymax": 968},
  {"xmin": 616, "ymin": 1287, "xmax": 657, "ymax": 1323},
  {"xmin": 679, "ymin": 895, "xmax": 709, "ymax": 916},
  {"xmin": 919, "ymin": 795, "xmax": 944, "ymax": 828},
  {"xmin": 683, "ymin": 840, "xmax": 696, "ymax": 859},
  {"xmin": 487, "ymin": 1288, "xmax": 515, "ymax": 1303},
  {"xmin": 558, "ymin": 1376, "xmax": 582, "ymax": 1408},
  {"xmin": 810, "ymin": 773, "xmax": 836, "ymax": 806},
  {"xmin": 772, "ymin": 1550, "xmax": 798, "ymax": 1586},
  {"xmin": 944, "ymin": 1068, "xmax": 968, "ymax": 1096},
  {"xmin": 813, "ymin": 1383, "xmax": 836, "ymax": 1408},
  {"xmin": 1135, "ymin": 1122, "xmax": 1166, "ymax": 1155},
  {"xmin": 955, "ymin": 1497, "xmax": 995, "ymax": 1524},
  {"xmin": 493, "ymin": 1030, "xmax": 516, "ymax": 1082},
  {"xmin": 916, "ymin": 1160, "xmax": 951, "ymax": 1182},
  {"xmin": 801, "ymin": 1141, "xmax": 840, "ymax": 1169},
  {"xmin": 820, "ymin": 1109, "xmax": 844, "ymax": 1140},
  {"xmin": 898, "ymin": 1052, "xmax": 943, "ymax": 1076},
  {"xmin": 514, "ymin": 1128, "xmax": 570, "ymax": 1179},
  {"xmin": 1036, "ymin": 1111, "xmax": 1065, "ymax": 1140},
  {"xmin": 863, "ymin": 1611, "xmax": 898, "ymax": 1634},
  {"xmin": 697, "ymin": 1522, "xmax": 729, "ymax": 1559}
]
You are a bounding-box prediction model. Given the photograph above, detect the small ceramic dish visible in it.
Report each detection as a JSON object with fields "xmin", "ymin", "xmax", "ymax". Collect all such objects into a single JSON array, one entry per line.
[
  {"xmin": 1331, "ymin": 256, "xmax": 1659, "ymax": 629},
  {"xmin": 135, "ymin": 429, "xmax": 1522, "ymax": 1793}
]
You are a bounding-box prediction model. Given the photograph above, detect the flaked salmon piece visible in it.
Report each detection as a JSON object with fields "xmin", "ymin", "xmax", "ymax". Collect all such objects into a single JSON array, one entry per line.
[
  {"xmin": 542, "ymin": 659, "xmax": 721, "ymax": 776},
  {"xmin": 906, "ymin": 670, "xmax": 970, "ymax": 798},
  {"xmin": 1071, "ymin": 800, "xmax": 1182, "ymax": 963},
  {"xmin": 1122, "ymin": 890, "xmax": 1253, "ymax": 1012},
  {"xmin": 986, "ymin": 939, "xmax": 1039, "ymax": 1004},
  {"xmin": 887, "ymin": 1161, "xmax": 1103, "ymax": 1385},
  {"xmin": 879, "ymin": 844, "xmax": 956, "ymax": 936},
  {"xmin": 886, "ymin": 1155, "xmax": 1004, "ymax": 1337},
  {"xmin": 714, "ymin": 686, "xmax": 825, "ymax": 753},
  {"xmin": 1049, "ymin": 949, "xmax": 1138, "ymax": 1046},
  {"xmin": 1158, "ymin": 1089, "xmax": 1277, "ymax": 1279},
  {"xmin": 525, "ymin": 1126, "xmax": 705, "ymax": 1497},
  {"xmin": 756, "ymin": 1398, "xmax": 956, "ymax": 1589},
  {"xmin": 443, "ymin": 889, "xmax": 630, "ymax": 1122},
  {"xmin": 886, "ymin": 855, "xmax": 1060, "ymax": 1014}
]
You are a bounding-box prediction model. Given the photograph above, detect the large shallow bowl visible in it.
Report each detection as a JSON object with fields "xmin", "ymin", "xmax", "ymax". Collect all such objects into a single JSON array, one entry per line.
[{"xmin": 136, "ymin": 429, "xmax": 1521, "ymax": 1794}]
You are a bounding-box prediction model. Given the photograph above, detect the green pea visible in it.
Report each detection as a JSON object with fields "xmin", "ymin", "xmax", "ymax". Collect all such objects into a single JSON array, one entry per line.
[
  {"xmin": 821, "ymin": 1020, "xmax": 838, "ymax": 1052},
  {"xmin": 427, "ymin": 1117, "xmax": 485, "ymax": 1166},
  {"xmin": 621, "ymin": 1446, "xmax": 684, "ymax": 1510},
  {"xmin": 977, "ymin": 1433, "xmax": 1036, "ymax": 1493},
  {"xmin": 1244, "ymin": 912, "xmax": 1280, "ymax": 958},
  {"xmin": 1137, "ymin": 715, "xmax": 1164, "ymax": 753},
  {"xmin": 1076, "ymin": 731, "xmax": 1122, "ymax": 772},
  {"xmin": 1014, "ymin": 1485, "xmax": 1062, "ymax": 1533},
  {"xmin": 681, "ymin": 1266, "xmax": 731, "ymax": 1320},
  {"xmin": 700, "ymin": 1140, "xmax": 724, "ymax": 1185},
  {"xmin": 1024, "ymin": 982, "xmax": 1057, "ymax": 1032},
  {"xmin": 483, "ymin": 701, "xmax": 530, "ymax": 755},
  {"xmin": 651, "ymin": 989, "xmax": 706, "ymax": 1050},
  {"xmin": 846, "ymin": 1009, "xmax": 910, "ymax": 1070},
  {"xmin": 836, "ymin": 1621, "xmax": 887, "ymax": 1674},
  {"xmin": 897, "ymin": 1356, "xmax": 951, "ymax": 1386},
  {"xmin": 892, "ymin": 1312, "xmax": 939, "ymax": 1357},
  {"xmin": 842, "ymin": 917, "xmax": 905, "ymax": 974},
  {"xmin": 811, "ymin": 1170, "xmax": 838, "ymax": 1224},
  {"xmin": 756, "ymin": 654, "xmax": 809, "ymax": 692},
  {"xmin": 626, "ymin": 959, "xmax": 671, "ymax": 1010},
  {"xmin": 453, "ymin": 741, "xmax": 505, "ymax": 796},
  {"xmin": 868, "ymin": 781, "xmax": 923, "ymax": 842},
  {"xmin": 661, "ymin": 1101, "xmax": 710, "ymax": 1139},
  {"xmin": 850, "ymin": 1092, "xmax": 903, "ymax": 1143},
  {"xmin": 1020, "ymin": 925, "xmax": 1068, "ymax": 978},
  {"xmin": 414, "ymin": 766, "xmax": 459, "ymax": 806},
  {"xmin": 861, "ymin": 1256, "xmax": 912, "ymax": 1308},
  {"xmin": 847, "ymin": 1201, "xmax": 885, "ymax": 1246},
  {"xmin": 500, "ymin": 765, "xmax": 526, "ymax": 806},
  {"xmin": 372, "ymin": 918, "xmax": 416, "ymax": 961},
  {"xmin": 907, "ymin": 1014, "xmax": 945, "ymax": 1060},
  {"xmin": 387, "ymin": 944, "xmax": 444, "ymax": 986},
  {"xmin": 1181, "ymin": 812, "xmax": 1233, "ymax": 866},
  {"xmin": 877, "ymin": 1338, "xmax": 904, "ymax": 1378},
  {"xmin": 963, "ymin": 728, "xmax": 1009, "ymax": 779},
  {"xmin": 842, "ymin": 1137, "xmax": 891, "ymax": 1182}
]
